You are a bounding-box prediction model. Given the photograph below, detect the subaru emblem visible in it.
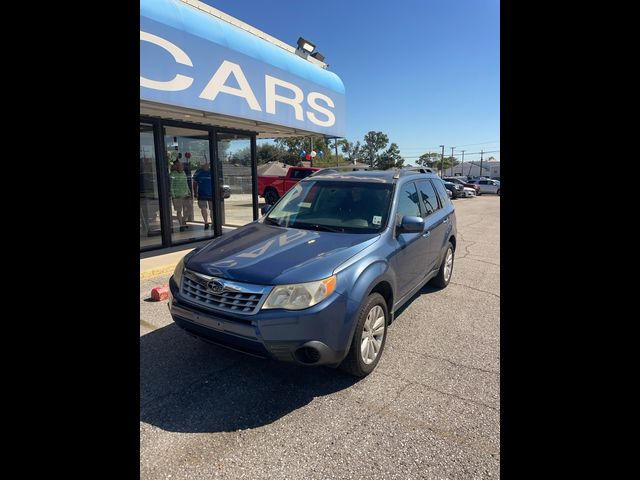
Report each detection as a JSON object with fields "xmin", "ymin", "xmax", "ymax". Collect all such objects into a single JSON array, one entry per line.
[{"xmin": 207, "ymin": 280, "xmax": 225, "ymax": 294}]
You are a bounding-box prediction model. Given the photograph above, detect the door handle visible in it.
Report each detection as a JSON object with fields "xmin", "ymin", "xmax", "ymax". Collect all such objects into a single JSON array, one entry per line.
[
  {"xmin": 422, "ymin": 231, "xmax": 431, "ymax": 238},
  {"xmin": 442, "ymin": 217, "xmax": 449, "ymax": 223}
]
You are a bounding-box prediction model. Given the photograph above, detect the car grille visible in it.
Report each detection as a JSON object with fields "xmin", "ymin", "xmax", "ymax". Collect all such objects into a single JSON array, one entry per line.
[{"xmin": 180, "ymin": 270, "xmax": 270, "ymax": 315}]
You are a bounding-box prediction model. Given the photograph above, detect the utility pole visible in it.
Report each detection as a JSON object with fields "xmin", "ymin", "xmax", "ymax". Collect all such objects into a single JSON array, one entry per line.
[
  {"xmin": 334, "ymin": 138, "xmax": 339, "ymax": 166},
  {"xmin": 480, "ymin": 149, "xmax": 484, "ymax": 178},
  {"xmin": 439, "ymin": 145, "xmax": 445, "ymax": 177},
  {"xmin": 460, "ymin": 150, "xmax": 465, "ymax": 177},
  {"xmin": 450, "ymin": 147, "xmax": 455, "ymax": 176}
]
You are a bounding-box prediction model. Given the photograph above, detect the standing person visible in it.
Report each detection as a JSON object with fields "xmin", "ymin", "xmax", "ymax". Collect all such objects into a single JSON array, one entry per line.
[
  {"xmin": 169, "ymin": 160, "xmax": 190, "ymax": 231},
  {"xmin": 193, "ymin": 160, "xmax": 214, "ymax": 230}
]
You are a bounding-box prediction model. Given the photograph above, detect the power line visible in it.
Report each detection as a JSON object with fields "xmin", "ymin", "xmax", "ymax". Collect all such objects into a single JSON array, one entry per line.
[
  {"xmin": 399, "ymin": 140, "xmax": 500, "ymax": 151},
  {"xmin": 401, "ymin": 149, "xmax": 500, "ymax": 159}
]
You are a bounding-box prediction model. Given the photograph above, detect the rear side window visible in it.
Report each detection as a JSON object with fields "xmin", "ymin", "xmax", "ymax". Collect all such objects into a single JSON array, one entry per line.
[
  {"xmin": 290, "ymin": 169, "xmax": 313, "ymax": 179},
  {"xmin": 416, "ymin": 180, "xmax": 440, "ymax": 216},
  {"xmin": 396, "ymin": 182, "xmax": 421, "ymax": 218},
  {"xmin": 432, "ymin": 179, "xmax": 452, "ymax": 207}
]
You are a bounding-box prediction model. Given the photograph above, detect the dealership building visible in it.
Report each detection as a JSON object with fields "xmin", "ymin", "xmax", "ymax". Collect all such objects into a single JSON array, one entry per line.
[{"xmin": 140, "ymin": 0, "xmax": 346, "ymax": 251}]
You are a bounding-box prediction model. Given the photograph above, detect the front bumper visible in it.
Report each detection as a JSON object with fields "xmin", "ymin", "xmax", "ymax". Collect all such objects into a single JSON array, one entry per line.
[{"xmin": 168, "ymin": 278, "xmax": 351, "ymax": 367}]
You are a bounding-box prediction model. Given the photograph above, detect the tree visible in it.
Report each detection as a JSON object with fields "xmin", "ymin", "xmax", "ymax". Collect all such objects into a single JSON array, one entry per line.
[
  {"xmin": 274, "ymin": 137, "xmax": 306, "ymax": 165},
  {"xmin": 442, "ymin": 156, "xmax": 459, "ymax": 175},
  {"xmin": 338, "ymin": 139, "xmax": 363, "ymax": 164},
  {"xmin": 376, "ymin": 143, "xmax": 404, "ymax": 170},
  {"xmin": 417, "ymin": 152, "xmax": 459, "ymax": 173},
  {"xmin": 362, "ymin": 131, "xmax": 389, "ymax": 167},
  {"xmin": 256, "ymin": 143, "xmax": 286, "ymax": 165},
  {"xmin": 274, "ymin": 136, "xmax": 332, "ymax": 166},
  {"xmin": 417, "ymin": 152, "xmax": 441, "ymax": 168}
]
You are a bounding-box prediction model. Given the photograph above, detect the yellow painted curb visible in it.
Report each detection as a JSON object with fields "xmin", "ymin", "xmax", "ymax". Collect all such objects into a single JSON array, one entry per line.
[{"xmin": 140, "ymin": 264, "xmax": 177, "ymax": 282}]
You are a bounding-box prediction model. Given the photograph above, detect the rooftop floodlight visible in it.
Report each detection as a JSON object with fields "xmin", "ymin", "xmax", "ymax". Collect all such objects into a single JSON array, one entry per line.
[
  {"xmin": 311, "ymin": 51, "xmax": 325, "ymax": 62},
  {"xmin": 297, "ymin": 37, "xmax": 316, "ymax": 53}
]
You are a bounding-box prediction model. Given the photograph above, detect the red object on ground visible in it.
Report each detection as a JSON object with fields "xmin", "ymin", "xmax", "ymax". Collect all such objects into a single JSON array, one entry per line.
[{"xmin": 151, "ymin": 284, "xmax": 170, "ymax": 301}]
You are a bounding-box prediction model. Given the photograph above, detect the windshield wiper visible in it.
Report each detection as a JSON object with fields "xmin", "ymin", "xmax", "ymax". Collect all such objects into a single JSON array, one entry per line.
[
  {"xmin": 298, "ymin": 223, "xmax": 344, "ymax": 233},
  {"xmin": 263, "ymin": 217, "xmax": 281, "ymax": 226}
]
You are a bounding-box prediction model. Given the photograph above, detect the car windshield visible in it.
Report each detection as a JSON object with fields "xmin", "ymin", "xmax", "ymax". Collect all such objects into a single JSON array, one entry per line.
[
  {"xmin": 264, "ymin": 180, "xmax": 393, "ymax": 233},
  {"xmin": 445, "ymin": 178, "xmax": 464, "ymax": 184}
]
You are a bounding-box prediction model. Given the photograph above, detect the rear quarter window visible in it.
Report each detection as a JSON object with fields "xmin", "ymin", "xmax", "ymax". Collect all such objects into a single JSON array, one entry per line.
[
  {"xmin": 432, "ymin": 179, "xmax": 452, "ymax": 207},
  {"xmin": 416, "ymin": 180, "xmax": 440, "ymax": 216}
]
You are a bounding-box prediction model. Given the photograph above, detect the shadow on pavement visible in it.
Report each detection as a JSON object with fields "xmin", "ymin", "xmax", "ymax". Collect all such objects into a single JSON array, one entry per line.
[
  {"xmin": 394, "ymin": 283, "xmax": 440, "ymax": 320},
  {"xmin": 140, "ymin": 324, "xmax": 359, "ymax": 433}
]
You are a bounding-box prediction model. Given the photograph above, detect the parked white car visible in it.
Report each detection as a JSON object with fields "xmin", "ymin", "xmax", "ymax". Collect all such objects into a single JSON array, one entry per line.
[
  {"xmin": 462, "ymin": 187, "xmax": 476, "ymax": 198},
  {"xmin": 468, "ymin": 179, "xmax": 500, "ymax": 195}
]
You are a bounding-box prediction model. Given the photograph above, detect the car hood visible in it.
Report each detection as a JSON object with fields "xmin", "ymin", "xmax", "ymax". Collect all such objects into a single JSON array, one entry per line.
[{"xmin": 186, "ymin": 221, "xmax": 381, "ymax": 285}]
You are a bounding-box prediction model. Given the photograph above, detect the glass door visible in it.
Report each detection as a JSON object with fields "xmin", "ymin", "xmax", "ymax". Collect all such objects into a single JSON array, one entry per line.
[
  {"xmin": 217, "ymin": 132, "xmax": 255, "ymax": 228},
  {"xmin": 162, "ymin": 125, "xmax": 215, "ymax": 244}
]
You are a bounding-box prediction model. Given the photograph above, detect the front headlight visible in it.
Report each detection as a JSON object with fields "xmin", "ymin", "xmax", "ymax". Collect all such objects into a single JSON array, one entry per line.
[
  {"xmin": 262, "ymin": 275, "xmax": 337, "ymax": 310},
  {"xmin": 173, "ymin": 257, "xmax": 185, "ymax": 287}
]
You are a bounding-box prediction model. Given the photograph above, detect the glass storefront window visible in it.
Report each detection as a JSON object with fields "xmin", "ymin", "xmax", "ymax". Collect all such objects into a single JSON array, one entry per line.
[
  {"xmin": 163, "ymin": 126, "xmax": 216, "ymax": 244},
  {"xmin": 217, "ymin": 133, "xmax": 254, "ymax": 228},
  {"xmin": 140, "ymin": 123, "xmax": 162, "ymax": 249},
  {"xmin": 140, "ymin": 117, "xmax": 259, "ymax": 251}
]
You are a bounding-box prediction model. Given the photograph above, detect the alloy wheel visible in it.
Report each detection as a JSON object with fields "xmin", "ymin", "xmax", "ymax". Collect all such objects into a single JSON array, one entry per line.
[
  {"xmin": 360, "ymin": 305, "xmax": 385, "ymax": 364},
  {"xmin": 444, "ymin": 248, "xmax": 453, "ymax": 282}
]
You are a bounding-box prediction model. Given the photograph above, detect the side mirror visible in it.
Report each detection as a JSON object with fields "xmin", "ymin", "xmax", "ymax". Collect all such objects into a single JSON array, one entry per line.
[
  {"xmin": 397, "ymin": 215, "xmax": 424, "ymax": 234},
  {"xmin": 261, "ymin": 204, "xmax": 273, "ymax": 215}
]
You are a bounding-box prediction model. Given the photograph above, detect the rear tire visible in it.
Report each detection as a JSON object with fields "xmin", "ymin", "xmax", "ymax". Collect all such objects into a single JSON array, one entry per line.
[
  {"xmin": 430, "ymin": 242, "xmax": 454, "ymax": 288},
  {"xmin": 264, "ymin": 188, "xmax": 279, "ymax": 205},
  {"xmin": 340, "ymin": 293, "xmax": 388, "ymax": 377}
]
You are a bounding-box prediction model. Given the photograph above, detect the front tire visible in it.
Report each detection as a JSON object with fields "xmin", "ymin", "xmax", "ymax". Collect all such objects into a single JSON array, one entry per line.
[
  {"xmin": 340, "ymin": 293, "xmax": 388, "ymax": 377},
  {"xmin": 430, "ymin": 242, "xmax": 454, "ymax": 288}
]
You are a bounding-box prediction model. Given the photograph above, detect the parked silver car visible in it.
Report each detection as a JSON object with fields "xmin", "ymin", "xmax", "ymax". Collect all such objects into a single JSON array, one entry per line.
[{"xmin": 468, "ymin": 178, "xmax": 500, "ymax": 195}]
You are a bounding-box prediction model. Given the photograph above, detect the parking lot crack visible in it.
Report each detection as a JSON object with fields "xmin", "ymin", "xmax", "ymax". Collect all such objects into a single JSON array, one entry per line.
[
  {"xmin": 404, "ymin": 350, "xmax": 499, "ymax": 375},
  {"xmin": 461, "ymin": 241, "xmax": 477, "ymax": 258},
  {"xmin": 371, "ymin": 381, "xmax": 413, "ymax": 416},
  {"xmin": 380, "ymin": 372, "xmax": 499, "ymax": 412},
  {"xmin": 449, "ymin": 281, "xmax": 500, "ymax": 299},
  {"xmin": 463, "ymin": 257, "xmax": 500, "ymax": 267},
  {"xmin": 458, "ymin": 217, "xmax": 487, "ymax": 230}
]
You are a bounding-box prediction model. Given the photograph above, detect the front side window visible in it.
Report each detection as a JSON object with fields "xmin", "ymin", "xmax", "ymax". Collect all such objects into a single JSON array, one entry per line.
[
  {"xmin": 265, "ymin": 180, "xmax": 393, "ymax": 233},
  {"xmin": 396, "ymin": 182, "xmax": 422, "ymax": 218}
]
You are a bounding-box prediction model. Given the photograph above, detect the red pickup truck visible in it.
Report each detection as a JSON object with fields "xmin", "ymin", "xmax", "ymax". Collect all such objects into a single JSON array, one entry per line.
[{"xmin": 258, "ymin": 166, "xmax": 320, "ymax": 204}]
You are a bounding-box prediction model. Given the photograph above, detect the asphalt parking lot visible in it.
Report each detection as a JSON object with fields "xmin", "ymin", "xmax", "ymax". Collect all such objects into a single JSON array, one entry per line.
[{"xmin": 140, "ymin": 194, "xmax": 500, "ymax": 479}]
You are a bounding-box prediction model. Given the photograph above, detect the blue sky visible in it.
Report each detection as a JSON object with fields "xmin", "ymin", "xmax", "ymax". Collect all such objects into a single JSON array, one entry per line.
[{"xmin": 201, "ymin": 0, "xmax": 500, "ymax": 163}]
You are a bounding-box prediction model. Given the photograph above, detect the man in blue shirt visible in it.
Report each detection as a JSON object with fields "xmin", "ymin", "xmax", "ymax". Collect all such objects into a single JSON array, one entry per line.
[{"xmin": 193, "ymin": 161, "xmax": 214, "ymax": 230}]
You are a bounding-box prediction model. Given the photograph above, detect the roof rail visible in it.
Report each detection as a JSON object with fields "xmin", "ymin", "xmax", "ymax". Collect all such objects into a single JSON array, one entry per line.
[
  {"xmin": 309, "ymin": 165, "xmax": 372, "ymax": 176},
  {"xmin": 390, "ymin": 166, "xmax": 438, "ymax": 179}
]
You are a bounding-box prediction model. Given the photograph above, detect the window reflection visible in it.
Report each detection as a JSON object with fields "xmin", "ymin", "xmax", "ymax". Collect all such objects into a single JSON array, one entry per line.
[
  {"xmin": 164, "ymin": 126, "xmax": 215, "ymax": 244},
  {"xmin": 218, "ymin": 133, "xmax": 254, "ymax": 228},
  {"xmin": 140, "ymin": 123, "xmax": 162, "ymax": 249}
]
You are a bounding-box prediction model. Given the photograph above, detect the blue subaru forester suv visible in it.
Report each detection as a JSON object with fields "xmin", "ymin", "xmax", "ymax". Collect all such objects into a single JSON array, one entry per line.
[{"xmin": 168, "ymin": 168, "xmax": 457, "ymax": 376}]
